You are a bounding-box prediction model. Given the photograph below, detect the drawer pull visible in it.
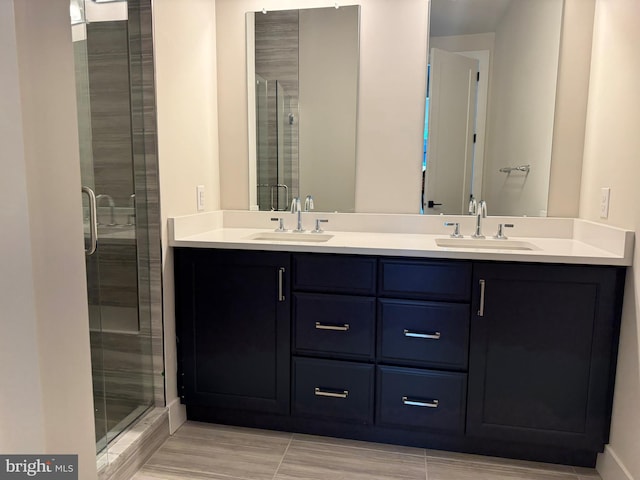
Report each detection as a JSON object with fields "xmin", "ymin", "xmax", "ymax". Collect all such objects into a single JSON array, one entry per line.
[
  {"xmin": 315, "ymin": 322, "xmax": 350, "ymax": 332},
  {"xmin": 314, "ymin": 387, "xmax": 349, "ymax": 399},
  {"xmin": 403, "ymin": 329, "xmax": 441, "ymax": 340},
  {"xmin": 402, "ymin": 396, "xmax": 439, "ymax": 408}
]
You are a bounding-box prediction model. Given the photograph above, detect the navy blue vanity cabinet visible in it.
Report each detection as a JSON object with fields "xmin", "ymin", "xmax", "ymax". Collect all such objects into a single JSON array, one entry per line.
[
  {"xmin": 174, "ymin": 248, "xmax": 291, "ymax": 414},
  {"xmin": 376, "ymin": 258, "xmax": 472, "ymax": 432},
  {"xmin": 467, "ymin": 262, "xmax": 625, "ymax": 451},
  {"xmin": 174, "ymin": 247, "xmax": 626, "ymax": 466},
  {"xmin": 292, "ymin": 254, "xmax": 377, "ymax": 423}
]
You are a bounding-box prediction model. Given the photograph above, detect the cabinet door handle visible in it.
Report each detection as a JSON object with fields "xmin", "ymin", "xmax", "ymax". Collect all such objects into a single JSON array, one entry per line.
[
  {"xmin": 315, "ymin": 322, "xmax": 350, "ymax": 331},
  {"xmin": 402, "ymin": 396, "xmax": 439, "ymax": 408},
  {"xmin": 314, "ymin": 387, "xmax": 349, "ymax": 399},
  {"xmin": 478, "ymin": 279, "xmax": 486, "ymax": 317},
  {"xmin": 278, "ymin": 267, "xmax": 285, "ymax": 302},
  {"xmin": 403, "ymin": 329, "xmax": 440, "ymax": 340}
]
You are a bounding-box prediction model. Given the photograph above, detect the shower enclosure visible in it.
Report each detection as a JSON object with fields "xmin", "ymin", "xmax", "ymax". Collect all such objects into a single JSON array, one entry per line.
[
  {"xmin": 71, "ymin": 0, "xmax": 160, "ymax": 461},
  {"xmin": 256, "ymin": 78, "xmax": 298, "ymax": 211}
]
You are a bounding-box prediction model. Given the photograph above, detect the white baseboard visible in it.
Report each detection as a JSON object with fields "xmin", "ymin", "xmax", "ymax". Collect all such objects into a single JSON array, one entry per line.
[
  {"xmin": 597, "ymin": 445, "xmax": 635, "ymax": 480},
  {"xmin": 167, "ymin": 397, "xmax": 187, "ymax": 435}
]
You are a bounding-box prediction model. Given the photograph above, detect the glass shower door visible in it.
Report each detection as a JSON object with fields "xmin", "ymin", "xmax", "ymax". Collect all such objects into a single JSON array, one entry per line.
[
  {"xmin": 71, "ymin": 0, "xmax": 154, "ymax": 459},
  {"xmin": 255, "ymin": 75, "xmax": 271, "ymax": 210},
  {"xmin": 276, "ymin": 81, "xmax": 296, "ymax": 210},
  {"xmin": 72, "ymin": 10, "xmax": 109, "ymax": 456}
]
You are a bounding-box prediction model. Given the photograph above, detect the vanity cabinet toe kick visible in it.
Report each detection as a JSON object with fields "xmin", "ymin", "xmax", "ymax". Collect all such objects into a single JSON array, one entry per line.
[{"xmin": 174, "ymin": 248, "xmax": 625, "ymax": 467}]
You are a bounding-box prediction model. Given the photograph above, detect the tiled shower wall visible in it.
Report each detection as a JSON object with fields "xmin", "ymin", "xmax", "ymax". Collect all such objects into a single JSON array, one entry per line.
[
  {"xmin": 87, "ymin": 21, "xmax": 135, "ymax": 207},
  {"xmin": 255, "ymin": 10, "xmax": 300, "ymax": 210}
]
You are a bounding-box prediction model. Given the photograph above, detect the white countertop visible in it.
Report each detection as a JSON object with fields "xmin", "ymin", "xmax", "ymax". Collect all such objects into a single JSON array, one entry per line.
[{"xmin": 169, "ymin": 211, "xmax": 634, "ymax": 266}]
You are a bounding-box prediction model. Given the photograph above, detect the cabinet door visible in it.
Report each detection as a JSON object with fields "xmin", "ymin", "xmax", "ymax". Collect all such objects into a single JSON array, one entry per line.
[
  {"xmin": 175, "ymin": 248, "xmax": 291, "ymax": 414},
  {"xmin": 468, "ymin": 263, "xmax": 623, "ymax": 450}
]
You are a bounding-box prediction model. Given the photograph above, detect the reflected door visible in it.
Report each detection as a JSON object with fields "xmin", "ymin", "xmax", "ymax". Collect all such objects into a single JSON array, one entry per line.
[{"xmin": 425, "ymin": 48, "xmax": 479, "ymax": 214}]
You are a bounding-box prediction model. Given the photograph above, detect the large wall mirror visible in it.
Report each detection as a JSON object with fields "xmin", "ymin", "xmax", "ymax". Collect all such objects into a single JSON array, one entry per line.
[
  {"xmin": 238, "ymin": 0, "xmax": 567, "ymax": 216},
  {"xmin": 424, "ymin": 0, "xmax": 564, "ymax": 216},
  {"xmin": 246, "ymin": 6, "xmax": 360, "ymax": 213}
]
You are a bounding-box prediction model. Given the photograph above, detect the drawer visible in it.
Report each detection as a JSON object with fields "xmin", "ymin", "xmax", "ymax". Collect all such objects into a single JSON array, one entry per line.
[
  {"xmin": 293, "ymin": 357, "xmax": 374, "ymax": 424},
  {"xmin": 294, "ymin": 254, "xmax": 377, "ymax": 295},
  {"xmin": 376, "ymin": 366, "xmax": 466, "ymax": 433},
  {"xmin": 379, "ymin": 259, "xmax": 471, "ymax": 301},
  {"xmin": 378, "ymin": 299, "xmax": 469, "ymax": 370},
  {"xmin": 294, "ymin": 293, "xmax": 376, "ymax": 360}
]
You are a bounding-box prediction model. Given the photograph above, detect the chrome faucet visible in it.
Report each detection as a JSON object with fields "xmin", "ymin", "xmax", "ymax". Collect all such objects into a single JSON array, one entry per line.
[
  {"xmin": 96, "ymin": 194, "xmax": 116, "ymax": 226},
  {"xmin": 304, "ymin": 195, "xmax": 314, "ymax": 212},
  {"xmin": 291, "ymin": 195, "xmax": 314, "ymax": 232},
  {"xmin": 468, "ymin": 196, "xmax": 478, "ymax": 216},
  {"xmin": 290, "ymin": 197, "xmax": 304, "ymax": 232},
  {"xmin": 472, "ymin": 200, "xmax": 487, "ymax": 239}
]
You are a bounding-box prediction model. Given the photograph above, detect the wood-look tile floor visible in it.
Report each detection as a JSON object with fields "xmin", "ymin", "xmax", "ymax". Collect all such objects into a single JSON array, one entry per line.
[{"xmin": 131, "ymin": 422, "xmax": 601, "ymax": 480}]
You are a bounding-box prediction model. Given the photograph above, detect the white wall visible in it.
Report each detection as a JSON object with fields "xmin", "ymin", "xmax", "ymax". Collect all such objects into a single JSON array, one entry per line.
[
  {"xmin": 216, "ymin": 0, "xmax": 428, "ymax": 213},
  {"xmin": 0, "ymin": 0, "xmax": 46, "ymax": 453},
  {"xmin": 547, "ymin": 0, "xmax": 595, "ymax": 217},
  {"xmin": 153, "ymin": 0, "xmax": 220, "ymax": 432},
  {"xmin": 0, "ymin": 0, "xmax": 97, "ymax": 477},
  {"xmin": 482, "ymin": 0, "xmax": 562, "ymax": 216},
  {"xmin": 580, "ymin": 1, "xmax": 640, "ymax": 479},
  {"xmin": 299, "ymin": 6, "xmax": 358, "ymax": 212}
]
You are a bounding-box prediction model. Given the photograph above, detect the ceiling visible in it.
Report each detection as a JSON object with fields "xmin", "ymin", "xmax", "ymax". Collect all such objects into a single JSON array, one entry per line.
[{"xmin": 429, "ymin": 0, "xmax": 513, "ymax": 37}]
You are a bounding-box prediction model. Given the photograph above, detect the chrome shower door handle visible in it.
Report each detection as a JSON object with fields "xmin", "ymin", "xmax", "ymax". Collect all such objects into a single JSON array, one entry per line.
[{"xmin": 82, "ymin": 186, "xmax": 98, "ymax": 256}]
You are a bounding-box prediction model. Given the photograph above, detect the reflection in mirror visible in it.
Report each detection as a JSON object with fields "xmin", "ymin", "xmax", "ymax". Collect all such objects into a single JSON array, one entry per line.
[
  {"xmin": 247, "ymin": 6, "xmax": 360, "ymax": 213},
  {"xmin": 423, "ymin": 0, "xmax": 563, "ymax": 216}
]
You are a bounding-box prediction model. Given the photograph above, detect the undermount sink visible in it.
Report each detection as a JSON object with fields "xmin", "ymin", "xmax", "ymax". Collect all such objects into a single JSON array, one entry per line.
[
  {"xmin": 436, "ymin": 238, "xmax": 539, "ymax": 251},
  {"xmin": 247, "ymin": 232, "xmax": 334, "ymax": 243}
]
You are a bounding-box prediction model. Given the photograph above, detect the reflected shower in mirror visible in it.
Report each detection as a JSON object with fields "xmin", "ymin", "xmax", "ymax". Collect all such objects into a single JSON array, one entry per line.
[
  {"xmin": 247, "ymin": 6, "xmax": 360, "ymax": 213},
  {"xmin": 423, "ymin": 0, "xmax": 563, "ymax": 216}
]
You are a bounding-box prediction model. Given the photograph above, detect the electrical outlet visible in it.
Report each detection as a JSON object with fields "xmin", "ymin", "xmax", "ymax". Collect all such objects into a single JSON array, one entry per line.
[
  {"xmin": 600, "ymin": 187, "xmax": 610, "ymax": 219},
  {"xmin": 197, "ymin": 185, "xmax": 205, "ymax": 211}
]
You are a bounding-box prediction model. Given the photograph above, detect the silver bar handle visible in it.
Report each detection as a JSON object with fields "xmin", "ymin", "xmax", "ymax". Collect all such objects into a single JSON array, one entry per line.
[
  {"xmin": 278, "ymin": 267, "xmax": 285, "ymax": 302},
  {"xmin": 478, "ymin": 279, "xmax": 486, "ymax": 316},
  {"xmin": 270, "ymin": 184, "xmax": 289, "ymax": 211},
  {"xmin": 315, "ymin": 387, "xmax": 348, "ymax": 399},
  {"xmin": 82, "ymin": 186, "xmax": 98, "ymax": 256},
  {"xmin": 403, "ymin": 329, "xmax": 441, "ymax": 340},
  {"xmin": 402, "ymin": 396, "xmax": 439, "ymax": 408},
  {"xmin": 499, "ymin": 164, "xmax": 531, "ymax": 174},
  {"xmin": 315, "ymin": 322, "xmax": 350, "ymax": 332}
]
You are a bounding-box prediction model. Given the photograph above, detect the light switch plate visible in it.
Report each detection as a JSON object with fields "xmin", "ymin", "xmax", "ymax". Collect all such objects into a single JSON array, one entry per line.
[
  {"xmin": 600, "ymin": 187, "xmax": 610, "ymax": 218},
  {"xmin": 197, "ymin": 185, "xmax": 205, "ymax": 211}
]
